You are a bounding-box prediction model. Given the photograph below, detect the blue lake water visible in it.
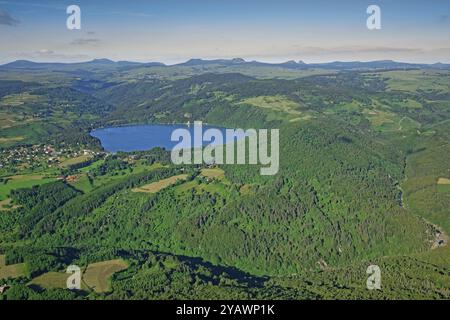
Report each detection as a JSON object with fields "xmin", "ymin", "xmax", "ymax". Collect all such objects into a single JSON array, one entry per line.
[{"xmin": 90, "ymin": 124, "xmax": 245, "ymax": 153}]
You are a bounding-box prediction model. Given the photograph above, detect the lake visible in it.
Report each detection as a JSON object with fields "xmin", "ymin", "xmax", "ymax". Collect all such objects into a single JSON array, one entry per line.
[{"xmin": 90, "ymin": 124, "xmax": 245, "ymax": 153}]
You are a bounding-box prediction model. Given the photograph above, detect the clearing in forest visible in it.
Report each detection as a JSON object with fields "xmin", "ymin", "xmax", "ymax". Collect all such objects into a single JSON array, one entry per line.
[
  {"xmin": 29, "ymin": 272, "xmax": 71, "ymax": 289},
  {"xmin": 0, "ymin": 262, "xmax": 27, "ymax": 279},
  {"xmin": 437, "ymin": 178, "xmax": 450, "ymax": 185},
  {"xmin": 239, "ymin": 95, "xmax": 301, "ymax": 115},
  {"xmin": 83, "ymin": 259, "xmax": 128, "ymax": 293},
  {"xmin": 0, "ymin": 174, "xmax": 56, "ymax": 201},
  {"xmin": 200, "ymin": 168, "xmax": 225, "ymax": 180},
  {"xmin": 132, "ymin": 174, "xmax": 188, "ymax": 193}
]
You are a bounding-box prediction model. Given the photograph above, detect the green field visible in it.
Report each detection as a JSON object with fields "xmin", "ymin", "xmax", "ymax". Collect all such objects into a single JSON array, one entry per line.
[
  {"xmin": 83, "ymin": 259, "xmax": 129, "ymax": 293},
  {"xmin": 69, "ymin": 162, "xmax": 165, "ymax": 193},
  {"xmin": 29, "ymin": 272, "xmax": 89, "ymax": 291},
  {"xmin": 384, "ymin": 70, "xmax": 450, "ymax": 92},
  {"xmin": 437, "ymin": 177, "xmax": 450, "ymax": 194},
  {"xmin": 29, "ymin": 272, "xmax": 70, "ymax": 289},
  {"xmin": 79, "ymin": 159, "xmax": 106, "ymax": 172},
  {"xmin": 239, "ymin": 95, "xmax": 301, "ymax": 115},
  {"xmin": 59, "ymin": 155, "xmax": 92, "ymax": 168},
  {"xmin": 0, "ymin": 136, "xmax": 25, "ymax": 144},
  {"xmin": 29, "ymin": 261, "xmax": 127, "ymax": 292},
  {"xmin": 0, "ymin": 174, "xmax": 56, "ymax": 201},
  {"xmin": 0, "ymin": 263, "xmax": 27, "ymax": 280},
  {"xmin": 200, "ymin": 168, "xmax": 225, "ymax": 180},
  {"xmin": 133, "ymin": 174, "xmax": 188, "ymax": 193}
]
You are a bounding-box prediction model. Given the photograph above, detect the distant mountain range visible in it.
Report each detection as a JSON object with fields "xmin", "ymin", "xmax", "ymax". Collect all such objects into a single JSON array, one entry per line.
[
  {"xmin": 0, "ymin": 59, "xmax": 164, "ymax": 71},
  {"xmin": 1, "ymin": 58, "xmax": 449, "ymax": 71}
]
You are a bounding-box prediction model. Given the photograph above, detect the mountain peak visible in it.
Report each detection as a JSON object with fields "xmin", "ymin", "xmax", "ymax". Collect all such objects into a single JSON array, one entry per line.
[
  {"xmin": 282, "ymin": 60, "xmax": 298, "ymax": 65},
  {"xmin": 2, "ymin": 60, "xmax": 39, "ymax": 68},
  {"xmin": 231, "ymin": 58, "xmax": 246, "ymax": 63}
]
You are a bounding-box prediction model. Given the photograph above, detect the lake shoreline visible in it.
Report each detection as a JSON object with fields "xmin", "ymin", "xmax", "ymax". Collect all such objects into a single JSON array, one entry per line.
[{"xmin": 90, "ymin": 123, "xmax": 243, "ymax": 153}]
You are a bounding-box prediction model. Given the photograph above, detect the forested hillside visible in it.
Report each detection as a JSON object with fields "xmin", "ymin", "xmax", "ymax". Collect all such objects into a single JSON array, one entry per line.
[{"xmin": 0, "ymin": 60, "xmax": 448, "ymax": 300}]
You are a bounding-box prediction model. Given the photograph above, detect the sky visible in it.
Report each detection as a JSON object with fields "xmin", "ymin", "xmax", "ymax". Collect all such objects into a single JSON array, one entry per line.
[{"xmin": 0, "ymin": 0, "xmax": 449, "ymax": 64}]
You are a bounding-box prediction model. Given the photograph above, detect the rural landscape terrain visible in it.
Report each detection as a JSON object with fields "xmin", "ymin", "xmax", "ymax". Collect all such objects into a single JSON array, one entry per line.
[{"xmin": 0, "ymin": 58, "xmax": 449, "ymax": 300}]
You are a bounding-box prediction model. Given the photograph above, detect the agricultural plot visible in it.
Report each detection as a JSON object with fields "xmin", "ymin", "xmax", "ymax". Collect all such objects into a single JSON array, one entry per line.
[
  {"xmin": 29, "ymin": 260, "xmax": 128, "ymax": 292},
  {"xmin": 29, "ymin": 272, "xmax": 90, "ymax": 291},
  {"xmin": 399, "ymin": 98, "xmax": 422, "ymax": 109},
  {"xmin": 0, "ymin": 198, "xmax": 17, "ymax": 211},
  {"xmin": 0, "ymin": 136, "xmax": 24, "ymax": 144},
  {"xmin": 69, "ymin": 162, "xmax": 165, "ymax": 193},
  {"xmin": 132, "ymin": 174, "xmax": 188, "ymax": 194},
  {"xmin": 239, "ymin": 95, "xmax": 301, "ymax": 116},
  {"xmin": 437, "ymin": 178, "xmax": 450, "ymax": 185},
  {"xmin": 0, "ymin": 262, "xmax": 27, "ymax": 280},
  {"xmin": 200, "ymin": 168, "xmax": 225, "ymax": 180},
  {"xmin": 29, "ymin": 272, "xmax": 71, "ymax": 289},
  {"xmin": 0, "ymin": 113, "xmax": 17, "ymax": 129},
  {"xmin": 66, "ymin": 174, "xmax": 92, "ymax": 193},
  {"xmin": 79, "ymin": 159, "xmax": 105, "ymax": 172},
  {"xmin": 362, "ymin": 109, "xmax": 420, "ymax": 133},
  {"xmin": 174, "ymin": 177, "xmax": 229, "ymax": 197},
  {"xmin": 0, "ymin": 254, "xmax": 26, "ymax": 280},
  {"xmin": 384, "ymin": 70, "xmax": 450, "ymax": 93},
  {"xmin": 0, "ymin": 92, "xmax": 43, "ymax": 107},
  {"xmin": 239, "ymin": 184, "xmax": 255, "ymax": 195},
  {"xmin": 437, "ymin": 178, "xmax": 450, "ymax": 194},
  {"xmin": 83, "ymin": 259, "xmax": 128, "ymax": 293},
  {"xmin": 0, "ymin": 174, "xmax": 56, "ymax": 201},
  {"xmin": 437, "ymin": 185, "xmax": 450, "ymax": 194},
  {"xmin": 59, "ymin": 155, "xmax": 92, "ymax": 168}
]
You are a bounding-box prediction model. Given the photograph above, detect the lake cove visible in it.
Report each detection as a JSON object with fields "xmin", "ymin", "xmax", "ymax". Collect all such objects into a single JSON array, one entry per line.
[
  {"xmin": 90, "ymin": 124, "xmax": 245, "ymax": 153},
  {"xmin": 176, "ymin": 304, "xmax": 210, "ymax": 318}
]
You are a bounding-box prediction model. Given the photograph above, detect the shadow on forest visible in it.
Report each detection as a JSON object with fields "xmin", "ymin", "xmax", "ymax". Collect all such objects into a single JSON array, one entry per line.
[{"xmin": 118, "ymin": 249, "xmax": 268, "ymax": 288}]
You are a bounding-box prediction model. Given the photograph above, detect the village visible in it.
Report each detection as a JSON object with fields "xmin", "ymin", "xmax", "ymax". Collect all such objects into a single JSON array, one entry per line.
[{"xmin": 0, "ymin": 144, "xmax": 102, "ymax": 173}]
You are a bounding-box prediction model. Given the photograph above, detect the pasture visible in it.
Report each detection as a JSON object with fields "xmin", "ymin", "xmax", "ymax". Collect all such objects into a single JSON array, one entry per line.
[
  {"xmin": 59, "ymin": 155, "xmax": 92, "ymax": 168},
  {"xmin": 174, "ymin": 177, "xmax": 229, "ymax": 197},
  {"xmin": 0, "ymin": 136, "xmax": 24, "ymax": 144},
  {"xmin": 437, "ymin": 178, "xmax": 450, "ymax": 185},
  {"xmin": 384, "ymin": 70, "xmax": 450, "ymax": 92},
  {"xmin": 200, "ymin": 168, "xmax": 225, "ymax": 180},
  {"xmin": 239, "ymin": 95, "xmax": 301, "ymax": 115},
  {"xmin": 0, "ymin": 198, "xmax": 17, "ymax": 211},
  {"xmin": 29, "ymin": 272, "xmax": 70, "ymax": 289},
  {"xmin": 133, "ymin": 174, "xmax": 188, "ymax": 194},
  {"xmin": 0, "ymin": 174, "xmax": 56, "ymax": 201},
  {"xmin": 28, "ymin": 259, "xmax": 128, "ymax": 292},
  {"xmin": 0, "ymin": 262, "xmax": 27, "ymax": 280},
  {"xmin": 82, "ymin": 259, "xmax": 128, "ymax": 293}
]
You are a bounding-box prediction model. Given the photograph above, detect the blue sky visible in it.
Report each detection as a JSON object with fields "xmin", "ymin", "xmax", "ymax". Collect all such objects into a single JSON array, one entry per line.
[{"xmin": 0, "ymin": 0, "xmax": 449, "ymax": 64}]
